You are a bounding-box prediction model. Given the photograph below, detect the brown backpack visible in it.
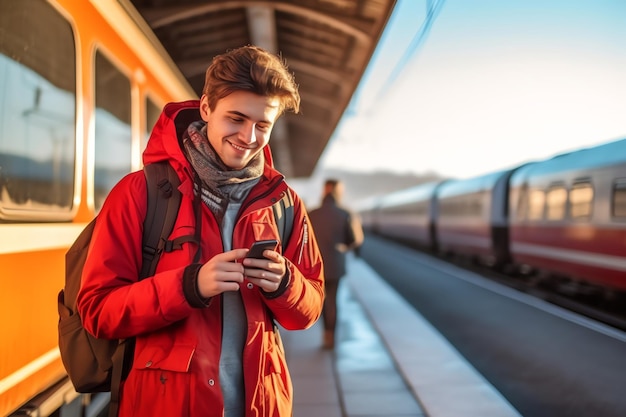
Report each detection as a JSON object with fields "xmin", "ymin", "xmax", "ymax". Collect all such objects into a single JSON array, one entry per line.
[{"xmin": 57, "ymin": 161, "xmax": 189, "ymax": 415}]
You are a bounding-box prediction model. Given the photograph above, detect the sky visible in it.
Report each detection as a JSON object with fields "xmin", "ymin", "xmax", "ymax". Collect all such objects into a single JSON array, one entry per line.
[{"xmin": 313, "ymin": 0, "xmax": 626, "ymax": 182}]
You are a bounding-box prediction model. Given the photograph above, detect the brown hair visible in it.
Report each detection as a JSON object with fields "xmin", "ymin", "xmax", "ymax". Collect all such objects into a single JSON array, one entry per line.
[
  {"xmin": 323, "ymin": 179, "xmax": 342, "ymax": 199},
  {"xmin": 202, "ymin": 45, "xmax": 300, "ymax": 115}
]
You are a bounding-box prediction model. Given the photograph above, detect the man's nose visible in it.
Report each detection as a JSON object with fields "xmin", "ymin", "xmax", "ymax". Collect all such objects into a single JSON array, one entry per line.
[{"xmin": 240, "ymin": 122, "xmax": 257, "ymax": 144}]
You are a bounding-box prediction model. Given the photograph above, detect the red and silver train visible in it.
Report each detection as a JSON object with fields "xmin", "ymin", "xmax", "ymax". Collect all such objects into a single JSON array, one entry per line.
[
  {"xmin": 0, "ymin": 0, "xmax": 193, "ymax": 415},
  {"xmin": 359, "ymin": 138, "xmax": 626, "ymax": 298}
]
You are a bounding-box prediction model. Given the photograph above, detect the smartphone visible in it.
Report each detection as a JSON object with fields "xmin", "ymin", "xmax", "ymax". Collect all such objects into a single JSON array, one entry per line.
[{"xmin": 246, "ymin": 239, "xmax": 279, "ymax": 259}]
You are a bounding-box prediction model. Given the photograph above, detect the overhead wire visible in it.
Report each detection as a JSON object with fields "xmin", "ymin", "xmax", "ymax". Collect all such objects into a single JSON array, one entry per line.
[{"xmin": 375, "ymin": 0, "xmax": 447, "ymax": 103}]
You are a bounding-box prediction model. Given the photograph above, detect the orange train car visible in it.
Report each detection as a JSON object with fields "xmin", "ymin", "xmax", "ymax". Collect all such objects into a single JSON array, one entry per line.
[{"xmin": 0, "ymin": 0, "xmax": 194, "ymax": 415}]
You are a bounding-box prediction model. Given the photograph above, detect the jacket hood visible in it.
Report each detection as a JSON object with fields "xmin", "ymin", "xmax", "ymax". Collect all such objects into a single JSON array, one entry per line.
[{"xmin": 143, "ymin": 100, "xmax": 278, "ymax": 175}]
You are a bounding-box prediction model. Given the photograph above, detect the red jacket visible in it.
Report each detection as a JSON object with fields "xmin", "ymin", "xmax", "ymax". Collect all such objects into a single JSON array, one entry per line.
[{"xmin": 77, "ymin": 100, "xmax": 324, "ymax": 417}]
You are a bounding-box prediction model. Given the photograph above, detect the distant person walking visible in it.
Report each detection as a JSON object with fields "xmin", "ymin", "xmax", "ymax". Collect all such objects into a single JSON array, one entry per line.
[{"xmin": 309, "ymin": 179, "xmax": 364, "ymax": 349}]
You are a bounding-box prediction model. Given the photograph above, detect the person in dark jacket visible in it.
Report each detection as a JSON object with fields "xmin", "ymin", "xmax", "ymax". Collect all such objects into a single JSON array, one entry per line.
[
  {"xmin": 77, "ymin": 46, "xmax": 324, "ymax": 417},
  {"xmin": 308, "ymin": 179, "xmax": 364, "ymax": 349}
]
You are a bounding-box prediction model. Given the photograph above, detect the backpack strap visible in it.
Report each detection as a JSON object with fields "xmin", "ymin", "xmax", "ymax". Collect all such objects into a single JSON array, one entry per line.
[
  {"xmin": 268, "ymin": 189, "xmax": 295, "ymax": 341},
  {"xmin": 141, "ymin": 161, "xmax": 184, "ymax": 278},
  {"xmin": 110, "ymin": 161, "xmax": 185, "ymax": 417},
  {"xmin": 272, "ymin": 189, "xmax": 294, "ymax": 251}
]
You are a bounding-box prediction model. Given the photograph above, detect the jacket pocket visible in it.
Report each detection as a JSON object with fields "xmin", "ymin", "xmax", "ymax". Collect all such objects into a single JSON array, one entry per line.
[
  {"xmin": 133, "ymin": 344, "xmax": 195, "ymax": 372},
  {"xmin": 122, "ymin": 345, "xmax": 195, "ymax": 415}
]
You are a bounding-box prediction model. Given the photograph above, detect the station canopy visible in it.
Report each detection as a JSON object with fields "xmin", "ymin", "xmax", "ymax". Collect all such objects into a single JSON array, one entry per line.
[{"xmin": 126, "ymin": 0, "xmax": 397, "ymax": 178}]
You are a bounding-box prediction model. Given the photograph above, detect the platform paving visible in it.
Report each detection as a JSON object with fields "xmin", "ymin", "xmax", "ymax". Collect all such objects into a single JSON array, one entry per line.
[
  {"xmin": 281, "ymin": 264, "xmax": 425, "ymax": 417},
  {"xmin": 280, "ymin": 255, "xmax": 522, "ymax": 417}
]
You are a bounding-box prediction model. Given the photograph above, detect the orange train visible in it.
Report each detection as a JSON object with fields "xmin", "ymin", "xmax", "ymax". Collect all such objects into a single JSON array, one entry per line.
[{"xmin": 0, "ymin": 0, "xmax": 194, "ymax": 415}]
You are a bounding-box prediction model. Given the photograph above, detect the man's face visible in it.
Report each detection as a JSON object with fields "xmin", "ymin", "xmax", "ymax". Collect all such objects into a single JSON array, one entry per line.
[{"xmin": 200, "ymin": 91, "xmax": 280, "ymax": 170}]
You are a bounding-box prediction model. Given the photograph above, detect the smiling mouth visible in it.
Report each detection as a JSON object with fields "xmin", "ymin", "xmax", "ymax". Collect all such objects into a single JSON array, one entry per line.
[
  {"xmin": 230, "ymin": 142, "xmax": 247, "ymax": 151},
  {"xmin": 229, "ymin": 141, "xmax": 255, "ymax": 152}
]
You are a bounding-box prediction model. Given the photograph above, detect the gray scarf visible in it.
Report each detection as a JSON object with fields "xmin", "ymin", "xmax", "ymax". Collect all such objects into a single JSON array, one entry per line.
[{"xmin": 182, "ymin": 121, "xmax": 263, "ymax": 222}]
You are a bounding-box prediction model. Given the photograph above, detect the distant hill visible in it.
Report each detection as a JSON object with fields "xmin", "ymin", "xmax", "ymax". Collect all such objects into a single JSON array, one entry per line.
[{"xmin": 291, "ymin": 168, "xmax": 446, "ymax": 209}]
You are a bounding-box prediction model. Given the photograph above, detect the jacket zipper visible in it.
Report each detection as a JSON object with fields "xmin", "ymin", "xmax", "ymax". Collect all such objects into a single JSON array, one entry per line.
[{"xmin": 297, "ymin": 217, "xmax": 308, "ymax": 264}]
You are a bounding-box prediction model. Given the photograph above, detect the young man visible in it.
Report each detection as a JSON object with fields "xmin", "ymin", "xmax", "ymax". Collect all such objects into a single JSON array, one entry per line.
[
  {"xmin": 77, "ymin": 46, "xmax": 324, "ymax": 417},
  {"xmin": 308, "ymin": 179, "xmax": 363, "ymax": 349}
]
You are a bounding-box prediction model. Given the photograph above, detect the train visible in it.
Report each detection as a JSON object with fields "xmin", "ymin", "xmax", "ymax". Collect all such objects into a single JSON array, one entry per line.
[
  {"xmin": 358, "ymin": 138, "xmax": 626, "ymax": 299},
  {"xmin": 0, "ymin": 0, "xmax": 194, "ymax": 415}
]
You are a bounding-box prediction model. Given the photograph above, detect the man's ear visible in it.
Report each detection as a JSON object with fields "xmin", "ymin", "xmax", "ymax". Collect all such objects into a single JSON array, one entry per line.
[{"xmin": 199, "ymin": 95, "xmax": 211, "ymax": 121}]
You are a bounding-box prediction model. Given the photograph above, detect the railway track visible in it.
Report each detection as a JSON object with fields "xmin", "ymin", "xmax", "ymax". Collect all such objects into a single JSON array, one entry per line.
[
  {"xmin": 361, "ymin": 235, "xmax": 626, "ymax": 417},
  {"xmin": 435, "ymin": 251, "xmax": 626, "ymax": 332}
]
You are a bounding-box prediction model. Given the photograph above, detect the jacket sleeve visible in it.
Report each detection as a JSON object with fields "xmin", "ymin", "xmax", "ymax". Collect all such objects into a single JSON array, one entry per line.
[
  {"xmin": 77, "ymin": 172, "xmax": 195, "ymax": 340},
  {"xmin": 262, "ymin": 190, "xmax": 325, "ymax": 331}
]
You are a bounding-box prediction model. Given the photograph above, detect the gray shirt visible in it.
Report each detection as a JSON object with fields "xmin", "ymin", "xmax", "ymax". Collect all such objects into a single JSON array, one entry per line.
[{"xmin": 218, "ymin": 176, "xmax": 260, "ymax": 417}]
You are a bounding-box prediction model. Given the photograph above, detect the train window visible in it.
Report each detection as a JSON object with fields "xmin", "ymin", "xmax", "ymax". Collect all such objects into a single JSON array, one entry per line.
[
  {"xmin": 570, "ymin": 182, "xmax": 593, "ymax": 220},
  {"xmin": 612, "ymin": 179, "xmax": 626, "ymax": 218},
  {"xmin": 546, "ymin": 185, "xmax": 567, "ymax": 221},
  {"xmin": 0, "ymin": 0, "xmax": 76, "ymax": 221},
  {"xmin": 146, "ymin": 97, "xmax": 161, "ymax": 139},
  {"xmin": 94, "ymin": 51, "xmax": 132, "ymax": 211},
  {"xmin": 528, "ymin": 189, "xmax": 545, "ymax": 220},
  {"xmin": 469, "ymin": 193, "xmax": 482, "ymax": 216},
  {"xmin": 515, "ymin": 184, "xmax": 530, "ymax": 220},
  {"xmin": 140, "ymin": 96, "xmax": 161, "ymax": 152}
]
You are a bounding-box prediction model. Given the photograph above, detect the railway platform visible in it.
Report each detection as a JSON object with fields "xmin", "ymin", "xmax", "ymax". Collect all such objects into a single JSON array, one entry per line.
[{"xmin": 280, "ymin": 254, "xmax": 522, "ymax": 417}]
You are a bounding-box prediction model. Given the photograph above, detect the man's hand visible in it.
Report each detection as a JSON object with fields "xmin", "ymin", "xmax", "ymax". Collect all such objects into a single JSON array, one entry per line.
[
  {"xmin": 242, "ymin": 249, "xmax": 287, "ymax": 293},
  {"xmin": 197, "ymin": 249, "xmax": 248, "ymax": 298}
]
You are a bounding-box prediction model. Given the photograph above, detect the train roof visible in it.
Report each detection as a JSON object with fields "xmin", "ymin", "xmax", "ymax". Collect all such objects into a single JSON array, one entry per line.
[
  {"xmin": 511, "ymin": 138, "xmax": 626, "ymax": 181},
  {"xmin": 379, "ymin": 181, "xmax": 444, "ymax": 208},
  {"xmin": 352, "ymin": 180, "xmax": 444, "ymax": 212},
  {"xmin": 437, "ymin": 168, "xmax": 517, "ymax": 197}
]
